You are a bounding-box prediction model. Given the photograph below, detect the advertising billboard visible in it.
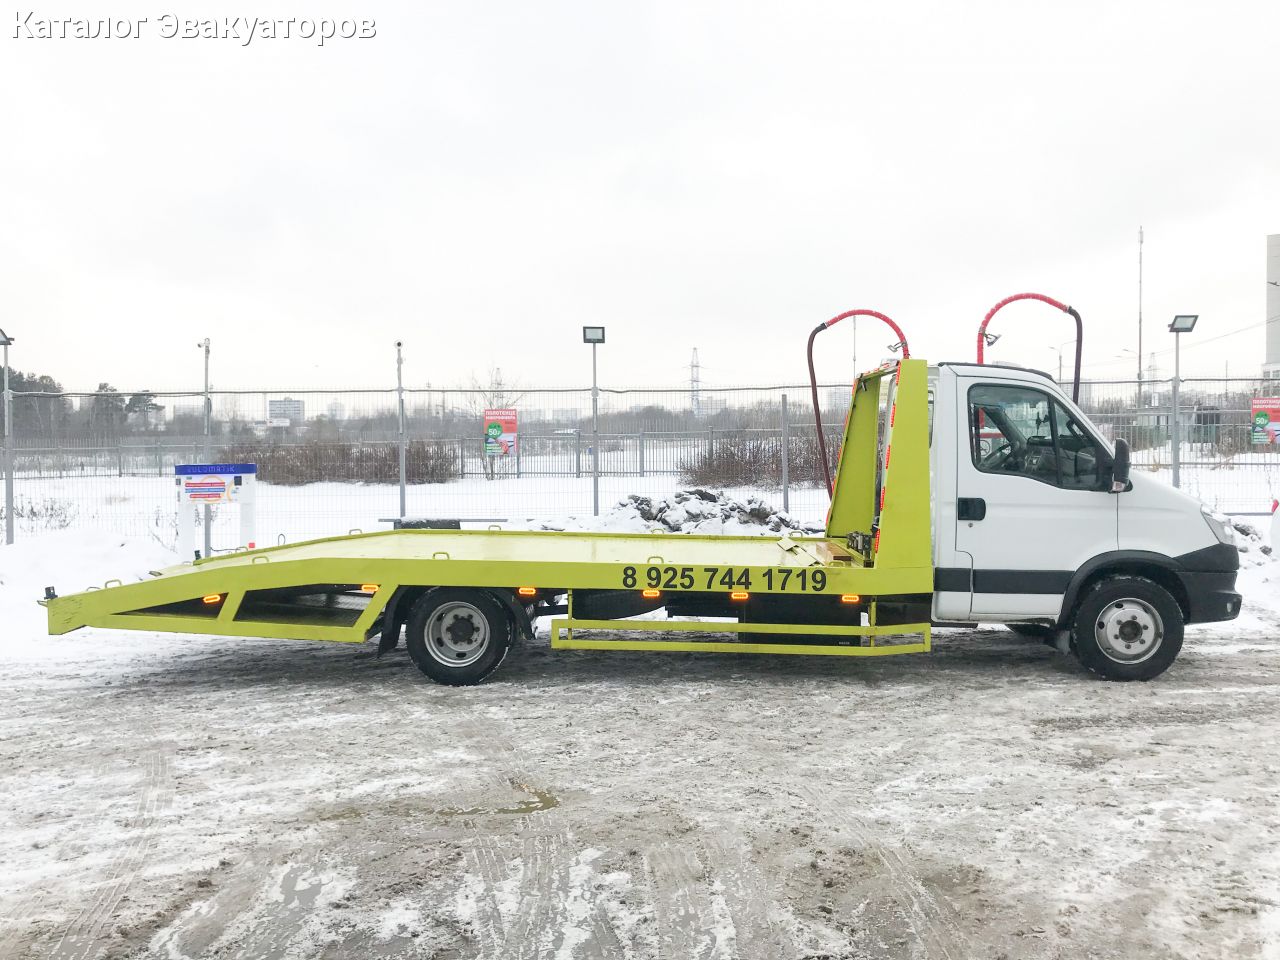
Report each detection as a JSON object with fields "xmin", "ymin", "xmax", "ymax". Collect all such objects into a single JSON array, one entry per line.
[
  {"xmin": 483, "ymin": 408, "xmax": 518, "ymax": 456},
  {"xmin": 1251, "ymin": 398, "xmax": 1280, "ymax": 445}
]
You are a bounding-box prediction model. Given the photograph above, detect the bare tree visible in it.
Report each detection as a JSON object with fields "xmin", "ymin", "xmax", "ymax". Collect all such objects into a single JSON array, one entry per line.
[
  {"xmin": 466, "ymin": 366, "xmax": 525, "ymax": 414},
  {"xmin": 466, "ymin": 367, "xmax": 525, "ymax": 479}
]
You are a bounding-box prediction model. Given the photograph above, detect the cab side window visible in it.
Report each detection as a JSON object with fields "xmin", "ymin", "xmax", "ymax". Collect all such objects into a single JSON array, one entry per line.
[{"xmin": 969, "ymin": 384, "xmax": 1105, "ymax": 490}]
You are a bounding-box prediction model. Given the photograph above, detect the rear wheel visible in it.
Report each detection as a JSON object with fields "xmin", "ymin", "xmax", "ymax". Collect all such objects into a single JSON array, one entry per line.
[
  {"xmin": 405, "ymin": 589, "xmax": 510, "ymax": 686},
  {"xmin": 1069, "ymin": 576, "xmax": 1183, "ymax": 681}
]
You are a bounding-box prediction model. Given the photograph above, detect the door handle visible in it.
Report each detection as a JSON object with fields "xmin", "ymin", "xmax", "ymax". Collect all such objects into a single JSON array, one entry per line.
[{"xmin": 958, "ymin": 497, "xmax": 986, "ymax": 521}]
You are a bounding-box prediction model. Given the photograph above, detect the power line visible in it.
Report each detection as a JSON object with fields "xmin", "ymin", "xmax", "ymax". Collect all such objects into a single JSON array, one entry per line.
[{"xmin": 1075, "ymin": 312, "xmax": 1280, "ymax": 372}]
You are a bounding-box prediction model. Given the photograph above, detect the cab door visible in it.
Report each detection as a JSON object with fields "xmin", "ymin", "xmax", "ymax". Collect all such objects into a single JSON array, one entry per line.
[
  {"xmin": 930, "ymin": 368, "xmax": 974, "ymax": 620},
  {"xmin": 953, "ymin": 377, "xmax": 1117, "ymax": 619}
]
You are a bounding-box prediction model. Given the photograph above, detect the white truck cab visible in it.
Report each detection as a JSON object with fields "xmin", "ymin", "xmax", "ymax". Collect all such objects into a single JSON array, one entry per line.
[{"xmin": 929, "ymin": 362, "xmax": 1241, "ymax": 679}]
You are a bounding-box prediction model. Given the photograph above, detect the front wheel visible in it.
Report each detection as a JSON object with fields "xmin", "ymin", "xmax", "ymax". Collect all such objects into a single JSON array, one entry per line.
[
  {"xmin": 405, "ymin": 589, "xmax": 510, "ymax": 686},
  {"xmin": 1069, "ymin": 576, "xmax": 1183, "ymax": 681}
]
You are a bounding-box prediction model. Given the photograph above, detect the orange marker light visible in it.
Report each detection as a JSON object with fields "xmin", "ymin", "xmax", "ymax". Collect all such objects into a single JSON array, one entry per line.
[
  {"xmin": 202, "ymin": 594, "xmax": 222, "ymax": 605},
  {"xmin": 517, "ymin": 587, "xmax": 537, "ymax": 597},
  {"xmin": 641, "ymin": 588, "xmax": 661, "ymax": 599},
  {"xmin": 730, "ymin": 591, "xmax": 749, "ymax": 601},
  {"xmin": 360, "ymin": 584, "xmax": 379, "ymax": 594},
  {"xmin": 840, "ymin": 594, "xmax": 862, "ymax": 604}
]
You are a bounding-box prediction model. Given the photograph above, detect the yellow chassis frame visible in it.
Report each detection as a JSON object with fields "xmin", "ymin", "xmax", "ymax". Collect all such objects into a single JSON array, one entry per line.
[{"xmin": 551, "ymin": 590, "xmax": 931, "ymax": 657}]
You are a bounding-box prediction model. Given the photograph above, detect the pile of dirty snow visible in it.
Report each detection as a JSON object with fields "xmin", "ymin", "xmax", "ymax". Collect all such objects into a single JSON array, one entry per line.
[
  {"xmin": 533, "ymin": 488, "xmax": 824, "ymax": 537},
  {"xmin": 0, "ymin": 531, "xmax": 179, "ymax": 642},
  {"xmin": 1226, "ymin": 515, "xmax": 1274, "ymax": 567}
]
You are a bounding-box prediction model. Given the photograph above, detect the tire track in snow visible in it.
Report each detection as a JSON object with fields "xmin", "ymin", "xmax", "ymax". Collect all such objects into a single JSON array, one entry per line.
[
  {"xmin": 464, "ymin": 833, "xmax": 509, "ymax": 957},
  {"xmin": 788, "ymin": 781, "xmax": 968, "ymax": 960},
  {"xmin": 506, "ymin": 831, "xmax": 571, "ymax": 959},
  {"xmin": 0, "ymin": 695, "xmax": 118, "ymax": 957},
  {"xmin": 644, "ymin": 837, "xmax": 737, "ymax": 959},
  {"xmin": 706, "ymin": 834, "xmax": 799, "ymax": 958},
  {"xmin": 47, "ymin": 731, "xmax": 175, "ymax": 960},
  {"xmin": 452, "ymin": 716, "xmax": 588, "ymax": 959}
]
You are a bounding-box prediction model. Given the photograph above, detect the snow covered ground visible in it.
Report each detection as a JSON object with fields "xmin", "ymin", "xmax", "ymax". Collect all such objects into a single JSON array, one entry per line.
[
  {"xmin": 5, "ymin": 474, "xmax": 835, "ymax": 547},
  {"xmin": 2, "ymin": 513, "xmax": 1280, "ymax": 958},
  {"xmin": 11, "ymin": 445, "xmax": 1280, "ymax": 550}
]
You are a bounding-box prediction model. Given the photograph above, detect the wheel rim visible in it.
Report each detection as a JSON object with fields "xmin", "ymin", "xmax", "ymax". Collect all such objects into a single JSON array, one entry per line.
[
  {"xmin": 1094, "ymin": 598, "xmax": 1163, "ymax": 664},
  {"xmin": 424, "ymin": 601, "xmax": 490, "ymax": 668}
]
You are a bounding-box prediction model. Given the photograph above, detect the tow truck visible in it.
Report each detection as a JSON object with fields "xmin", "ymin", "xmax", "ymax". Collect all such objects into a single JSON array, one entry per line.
[{"xmin": 42, "ymin": 300, "xmax": 1242, "ymax": 684}]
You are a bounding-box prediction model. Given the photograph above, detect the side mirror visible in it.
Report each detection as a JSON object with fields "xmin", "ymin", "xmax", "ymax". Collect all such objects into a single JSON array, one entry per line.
[{"xmin": 1111, "ymin": 438, "xmax": 1131, "ymax": 493}]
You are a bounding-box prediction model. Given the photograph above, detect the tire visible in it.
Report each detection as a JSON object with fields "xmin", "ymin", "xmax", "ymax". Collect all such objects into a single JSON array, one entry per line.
[
  {"xmin": 1069, "ymin": 576, "xmax": 1183, "ymax": 681},
  {"xmin": 405, "ymin": 589, "xmax": 510, "ymax": 686}
]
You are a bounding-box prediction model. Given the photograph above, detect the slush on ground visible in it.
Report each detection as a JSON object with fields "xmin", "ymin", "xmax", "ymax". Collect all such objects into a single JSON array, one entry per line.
[{"xmin": 1, "ymin": 512, "xmax": 1278, "ymax": 959}]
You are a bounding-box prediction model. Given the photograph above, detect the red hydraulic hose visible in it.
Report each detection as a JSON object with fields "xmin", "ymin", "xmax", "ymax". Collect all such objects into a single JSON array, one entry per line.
[
  {"xmin": 976, "ymin": 293, "xmax": 1084, "ymax": 403},
  {"xmin": 807, "ymin": 309, "xmax": 910, "ymax": 496}
]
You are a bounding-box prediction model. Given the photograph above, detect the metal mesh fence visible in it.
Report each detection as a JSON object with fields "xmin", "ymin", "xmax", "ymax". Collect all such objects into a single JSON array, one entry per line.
[
  {"xmin": 1077, "ymin": 377, "xmax": 1280, "ymax": 512},
  {"xmin": 4, "ymin": 376, "xmax": 1279, "ymax": 548},
  {"xmin": 0, "ymin": 384, "xmax": 850, "ymax": 546}
]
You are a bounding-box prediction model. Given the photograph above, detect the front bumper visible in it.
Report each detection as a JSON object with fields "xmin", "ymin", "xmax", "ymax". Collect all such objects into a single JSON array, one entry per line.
[{"xmin": 1178, "ymin": 571, "xmax": 1242, "ymax": 624}]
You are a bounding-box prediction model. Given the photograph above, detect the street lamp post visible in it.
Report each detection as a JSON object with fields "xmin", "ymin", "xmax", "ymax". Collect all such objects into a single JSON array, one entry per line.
[
  {"xmin": 198, "ymin": 338, "xmax": 212, "ymax": 557},
  {"xmin": 583, "ymin": 326, "xmax": 606, "ymax": 515},
  {"xmin": 1, "ymin": 327, "xmax": 13, "ymax": 545},
  {"xmin": 1168, "ymin": 315, "xmax": 1198, "ymax": 489},
  {"xmin": 1048, "ymin": 337, "xmax": 1080, "ymax": 385}
]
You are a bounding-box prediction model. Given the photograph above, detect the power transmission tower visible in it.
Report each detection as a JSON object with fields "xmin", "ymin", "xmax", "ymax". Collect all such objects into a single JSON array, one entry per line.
[
  {"xmin": 1137, "ymin": 226, "xmax": 1144, "ymax": 408},
  {"xmin": 690, "ymin": 348, "xmax": 701, "ymax": 417}
]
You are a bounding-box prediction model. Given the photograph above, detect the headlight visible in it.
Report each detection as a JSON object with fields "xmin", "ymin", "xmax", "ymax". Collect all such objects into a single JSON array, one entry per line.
[{"xmin": 1201, "ymin": 506, "xmax": 1236, "ymax": 546}]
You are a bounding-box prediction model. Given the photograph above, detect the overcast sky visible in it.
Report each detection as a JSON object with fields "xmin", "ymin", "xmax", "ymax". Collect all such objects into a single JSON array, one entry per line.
[{"xmin": 3, "ymin": 1, "xmax": 1278, "ymax": 394}]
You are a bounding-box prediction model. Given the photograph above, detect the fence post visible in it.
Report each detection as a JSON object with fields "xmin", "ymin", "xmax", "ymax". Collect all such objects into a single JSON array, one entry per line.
[
  {"xmin": 516, "ymin": 435, "xmax": 522, "ymax": 478},
  {"xmin": 638, "ymin": 431, "xmax": 645, "ymax": 478},
  {"xmin": 2, "ymin": 345, "xmax": 12, "ymax": 545},
  {"xmin": 1171, "ymin": 371, "xmax": 1181, "ymax": 489},
  {"xmin": 707, "ymin": 428, "xmax": 715, "ymax": 460},
  {"xmin": 781, "ymin": 394, "xmax": 789, "ymax": 513},
  {"xmin": 457, "ymin": 438, "xmax": 465, "ymax": 478},
  {"xmin": 574, "ymin": 430, "xmax": 581, "ymax": 478},
  {"xmin": 396, "ymin": 343, "xmax": 407, "ymax": 517}
]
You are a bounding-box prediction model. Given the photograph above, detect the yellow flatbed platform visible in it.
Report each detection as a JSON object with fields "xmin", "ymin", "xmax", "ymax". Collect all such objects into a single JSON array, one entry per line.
[{"xmin": 44, "ymin": 360, "xmax": 934, "ymax": 683}]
